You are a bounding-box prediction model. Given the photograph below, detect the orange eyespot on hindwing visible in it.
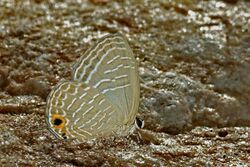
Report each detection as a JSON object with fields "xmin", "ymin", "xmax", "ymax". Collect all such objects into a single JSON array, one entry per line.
[{"xmin": 51, "ymin": 114, "xmax": 66, "ymax": 129}]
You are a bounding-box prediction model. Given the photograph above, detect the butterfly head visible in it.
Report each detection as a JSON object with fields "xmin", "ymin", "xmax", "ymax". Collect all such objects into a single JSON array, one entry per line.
[{"xmin": 135, "ymin": 117, "xmax": 144, "ymax": 129}]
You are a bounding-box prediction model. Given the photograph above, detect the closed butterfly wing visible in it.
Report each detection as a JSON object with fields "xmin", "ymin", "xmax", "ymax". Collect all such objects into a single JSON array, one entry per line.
[
  {"xmin": 46, "ymin": 81, "xmax": 128, "ymax": 142},
  {"xmin": 73, "ymin": 34, "xmax": 140, "ymax": 126}
]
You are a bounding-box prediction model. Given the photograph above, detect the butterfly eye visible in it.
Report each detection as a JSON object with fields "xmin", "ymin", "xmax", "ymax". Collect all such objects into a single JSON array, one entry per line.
[{"xmin": 135, "ymin": 117, "xmax": 144, "ymax": 129}]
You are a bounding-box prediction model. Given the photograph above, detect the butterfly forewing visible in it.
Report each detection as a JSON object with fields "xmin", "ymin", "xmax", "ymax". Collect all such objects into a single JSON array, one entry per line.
[{"xmin": 73, "ymin": 34, "xmax": 140, "ymax": 125}]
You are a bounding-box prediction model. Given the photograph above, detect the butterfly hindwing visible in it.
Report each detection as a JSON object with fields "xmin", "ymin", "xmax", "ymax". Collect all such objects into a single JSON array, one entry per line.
[{"xmin": 46, "ymin": 81, "xmax": 124, "ymax": 140}]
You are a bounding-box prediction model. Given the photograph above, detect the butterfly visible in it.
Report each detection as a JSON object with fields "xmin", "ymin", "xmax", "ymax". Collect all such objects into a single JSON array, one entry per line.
[{"xmin": 45, "ymin": 33, "xmax": 141, "ymax": 142}]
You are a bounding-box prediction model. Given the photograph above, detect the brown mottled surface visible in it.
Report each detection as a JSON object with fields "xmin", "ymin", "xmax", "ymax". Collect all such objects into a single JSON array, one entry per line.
[{"xmin": 0, "ymin": 0, "xmax": 249, "ymax": 166}]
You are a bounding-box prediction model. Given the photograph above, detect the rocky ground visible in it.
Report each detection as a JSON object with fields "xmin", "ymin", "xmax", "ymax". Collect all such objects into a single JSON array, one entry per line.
[{"xmin": 0, "ymin": 0, "xmax": 249, "ymax": 166}]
